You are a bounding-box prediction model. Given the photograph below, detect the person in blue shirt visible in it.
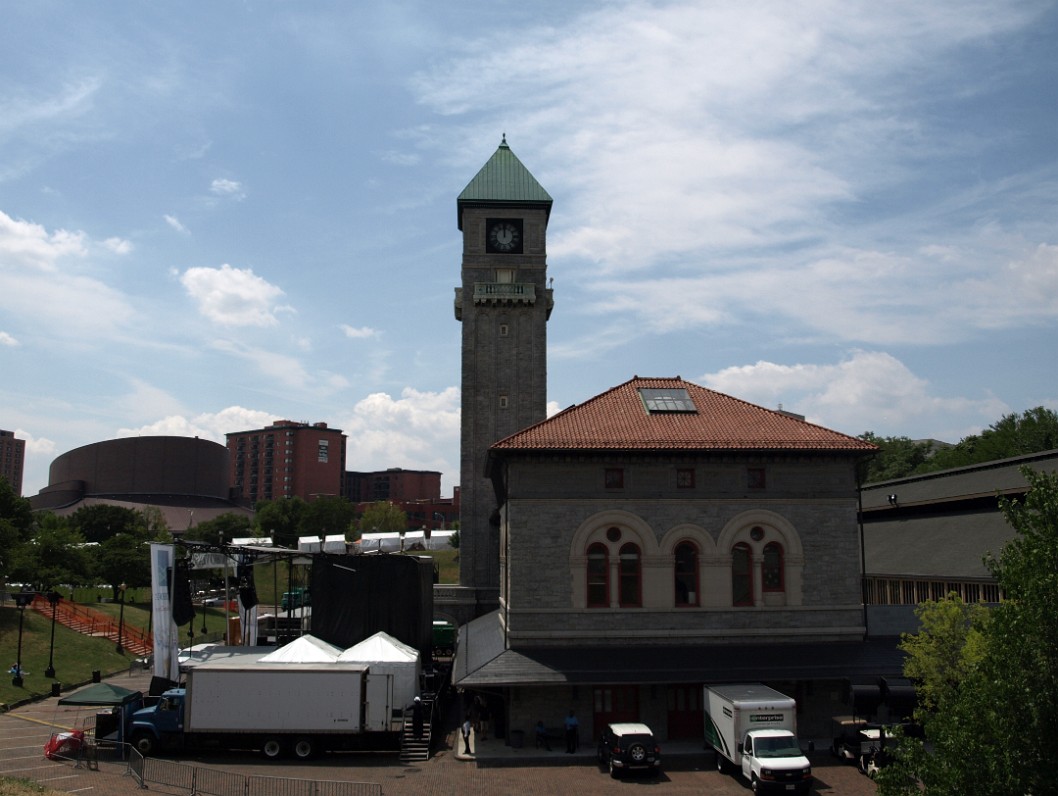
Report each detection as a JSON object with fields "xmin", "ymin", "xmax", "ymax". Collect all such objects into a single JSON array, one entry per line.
[{"xmin": 564, "ymin": 710, "xmax": 579, "ymax": 753}]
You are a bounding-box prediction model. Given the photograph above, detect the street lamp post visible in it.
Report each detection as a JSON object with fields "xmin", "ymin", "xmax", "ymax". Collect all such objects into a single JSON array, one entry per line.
[
  {"xmin": 11, "ymin": 590, "xmax": 34, "ymax": 687},
  {"xmin": 45, "ymin": 591, "xmax": 61, "ymax": 678},
  {"xmin": 115, "ymin": 583, "xmax": 127, "ymax": 655}
]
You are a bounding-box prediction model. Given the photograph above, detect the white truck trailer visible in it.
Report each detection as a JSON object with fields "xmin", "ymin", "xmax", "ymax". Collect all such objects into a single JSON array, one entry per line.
[
  {"xmin": 704, "ymin": 684, "xmax": 813, "ymax": 794},
  {"xmin": 129, "ymin": 657, "xmax": 402, "ymax": 759}
]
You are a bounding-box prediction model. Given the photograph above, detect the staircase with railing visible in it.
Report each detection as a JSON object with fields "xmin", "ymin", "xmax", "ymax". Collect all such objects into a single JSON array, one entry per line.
[{"xmin": 31, "ymin": 595, "xmax": 153, "ymax": 659}]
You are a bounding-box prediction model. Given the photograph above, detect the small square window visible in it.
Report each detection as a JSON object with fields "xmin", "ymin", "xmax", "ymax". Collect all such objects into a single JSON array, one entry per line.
[
  {"xmin": 748, "ymin": 467, "xmax": 766, "ymax": 489},
  {"xmin": 676, "ymin": 468, "xmax": 695, "ymax": 488},
  {"xmin": 499, "ymin": 323, "xmax": 509, "ymax": 337},
  {"xmin": 605, "ymin": 468, "xmax": 624, "ymax": 489},
  {"xmin": 499, "ymin": 395, "xmax": 509, "ymax": 409}
]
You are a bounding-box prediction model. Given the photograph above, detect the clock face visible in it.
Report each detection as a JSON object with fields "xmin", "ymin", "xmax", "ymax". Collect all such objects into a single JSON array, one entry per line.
[{"xmin": 487, "ymin": 220, "xmax": 522, "ymax": 253}]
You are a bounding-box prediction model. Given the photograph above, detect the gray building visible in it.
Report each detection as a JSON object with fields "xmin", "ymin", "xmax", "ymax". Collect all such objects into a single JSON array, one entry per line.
[
  {"xmin": 860, "ymin": 449, "xmax": 1058, "ymax": 636},
  {"xmin": 454, "ymin": 136, "xmax": 553, "ymax": 612}
]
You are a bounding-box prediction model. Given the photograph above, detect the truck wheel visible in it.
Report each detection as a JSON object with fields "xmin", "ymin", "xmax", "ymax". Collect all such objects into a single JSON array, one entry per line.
[
  {"xmin": 130, "ymin": 731, "xmax": 156, "ymax": 757},
  {"xmin": 293, "ymin": 738, "xmax": 314, "ymax": 760},
  {"xmin": 609, "ymin": 757, "xmax": 619, "ymax": 778},
  {"xmin": 262, "ymin": 739, "xmax": 283, "ymax": 759},
  {"xmin": 716, "ymin": 751, "xmax": 728, "ymax": 774},
  {"xmin": 751, "ymin": 774, "xmax": 760, "ymax": 793}
]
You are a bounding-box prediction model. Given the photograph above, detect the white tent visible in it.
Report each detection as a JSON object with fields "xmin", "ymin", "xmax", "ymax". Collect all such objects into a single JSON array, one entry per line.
[
  {"xmin": 358, "ymin": 530, "xmax": 455, "ymax": 552},
  {"xmin": 258, "ymin": 634, "xmax": 343, "ymax": 663},
  {"xmin": 337, "ymin": 631, "xmax": 422, "ymax": 730}
]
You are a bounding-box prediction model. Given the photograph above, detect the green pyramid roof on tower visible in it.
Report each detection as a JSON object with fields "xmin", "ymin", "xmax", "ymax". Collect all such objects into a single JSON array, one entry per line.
[{"xmin": 457, "ymin": 136, "xmax": 552, "ymax": 228}]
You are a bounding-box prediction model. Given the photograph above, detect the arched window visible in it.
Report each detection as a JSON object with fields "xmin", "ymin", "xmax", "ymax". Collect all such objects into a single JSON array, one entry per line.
[
  {"xmin": 587, "ymin": 543, "xmax": 609, "ymax": 607},
  {"xmin": 674, "ymin": 541, "xmax": 699, "ymax": 606},
  {"xmin": 618, "ymin": 543, "xmax": 641, "ymax": 607},
  {"xmin": 762, "ymin": 542, "xmax": 785, "ymax": 592},
  {"xmin": 732, "ymin": 542, "xmax": 753, "ymax": 606}
]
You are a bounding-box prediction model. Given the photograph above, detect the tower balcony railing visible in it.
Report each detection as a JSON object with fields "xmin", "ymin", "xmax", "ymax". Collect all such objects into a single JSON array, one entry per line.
[{"xmin": 471, "ymin": 282, "xmax": 536, "ymax": 305}]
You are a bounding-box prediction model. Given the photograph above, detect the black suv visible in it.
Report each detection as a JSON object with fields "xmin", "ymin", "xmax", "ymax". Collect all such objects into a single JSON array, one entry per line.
[{"xmin": 597, "ymin": 722, "xmax": 662, "ymax": 778}]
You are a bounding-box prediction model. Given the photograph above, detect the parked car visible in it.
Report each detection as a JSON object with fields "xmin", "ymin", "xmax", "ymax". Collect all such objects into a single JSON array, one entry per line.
[{"xmin": 596, "ymin": 722, "xmax": 662, "ymax": 778}]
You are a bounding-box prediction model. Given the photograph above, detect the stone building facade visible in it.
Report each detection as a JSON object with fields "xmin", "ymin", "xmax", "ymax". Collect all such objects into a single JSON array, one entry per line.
[{"xmin": 455, "ymin": 377, "xmax": 899, "ymax": 742}]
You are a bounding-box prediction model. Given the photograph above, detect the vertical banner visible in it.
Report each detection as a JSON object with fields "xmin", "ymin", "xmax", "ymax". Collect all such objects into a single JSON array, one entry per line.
[{"xmin": 150, "ymin": 543, "xmax": 181, "ymax": 682}]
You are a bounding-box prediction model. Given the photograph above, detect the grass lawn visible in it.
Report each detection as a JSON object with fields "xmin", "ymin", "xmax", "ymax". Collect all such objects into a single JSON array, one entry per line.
[
  {"xmin": 0, "ymin": 605, "xmax": 133, "ymax": 710},
  {"xmin": 0, "ymin": 777, "xmax": 64, "ymax": 796}
]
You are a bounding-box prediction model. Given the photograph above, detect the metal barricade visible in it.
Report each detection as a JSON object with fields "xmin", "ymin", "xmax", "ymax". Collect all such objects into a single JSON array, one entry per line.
[{"xmin": 121, "ymin": 753, "xmax": 383, "ymax": 796}]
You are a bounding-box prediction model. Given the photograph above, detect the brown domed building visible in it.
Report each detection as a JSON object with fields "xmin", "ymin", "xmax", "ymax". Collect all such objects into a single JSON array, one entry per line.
[{"xmin": 29, "ymin": 436, "xmax": 252, "ymax": 531}]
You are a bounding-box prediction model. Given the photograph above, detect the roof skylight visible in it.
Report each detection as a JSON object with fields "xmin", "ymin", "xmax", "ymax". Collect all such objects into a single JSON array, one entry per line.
[{"xmin": 638, "ymin": 387, "xmax": 697, "ymax": 413}]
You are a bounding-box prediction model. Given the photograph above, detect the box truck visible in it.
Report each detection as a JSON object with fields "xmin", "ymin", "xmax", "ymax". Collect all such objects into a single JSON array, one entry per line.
[
  {"xmin": 129, "ymin": 659, "xmax": 402, "ymax": 759},
  {"xmin": 704, "ymin": 684, "xmax": 813, "ymax": 794}
]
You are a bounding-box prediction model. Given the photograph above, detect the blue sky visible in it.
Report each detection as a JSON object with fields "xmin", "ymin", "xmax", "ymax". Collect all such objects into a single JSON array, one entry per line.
[{"xmin": 2, "ymin": 1, "xmax": 1056, "ymax": 500}]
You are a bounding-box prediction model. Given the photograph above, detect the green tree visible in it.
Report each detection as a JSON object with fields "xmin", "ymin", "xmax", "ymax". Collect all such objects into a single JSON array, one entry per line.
[
  {"xmin": 919, "ymin": 407, "xmax": 1058, "ymax": 473},
  {"xmin": 185, "ymin": 512, "xmax": 254, "ymax": 546},
  {"xmin": 898, "ymin": 593, "xmax": 989, "ymax": 712},
  {"xmin": 253, "ymin": 497, "xmax": 307, "ymax": 548},
  {"xmin": 7, "ymin": 514, "xmax": 95, "ymax": 590},
  {"xmin": 878, "ymin": 467, "xmax": 1058, "ymax": 795},
  {"xmin": 357, "ymin": 500, "xmax": 408, "ymax": 534},
  {"xmin": 299, "ymin": 495, "xmax": 357, "ymax": 540},
  {"xmin": 94, "ymin": 532, "xmax": 152, "ymax": 594},
  {"xmin": 68, "ymin": 504, "xmax": 146, "ymax": 543},
  {"xmin": 0, "ymin": 476, "xmax": 34, "ymax": 579},
  {"xmin": 858, "ymin": 433, "xmax": 935, "ymax": 482}
]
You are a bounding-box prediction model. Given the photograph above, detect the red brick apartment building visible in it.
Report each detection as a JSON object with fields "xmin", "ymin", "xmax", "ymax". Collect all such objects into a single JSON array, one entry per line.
[
  {"xmin": 227, "ymin": 420, "xmax": 346, "ymax": 504},
  {"xmin": 346, "ymin": 468, "xmax": 459, "ymax": 531},
  {"xmin": 0, "ymin": 429, "xmax": 25, "ymax": 496}
]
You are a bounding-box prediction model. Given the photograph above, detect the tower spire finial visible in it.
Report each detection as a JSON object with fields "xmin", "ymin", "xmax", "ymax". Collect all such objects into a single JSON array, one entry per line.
[{"xmin": 500, "ymin": 133, "xmax": 508, "ymax": 147}]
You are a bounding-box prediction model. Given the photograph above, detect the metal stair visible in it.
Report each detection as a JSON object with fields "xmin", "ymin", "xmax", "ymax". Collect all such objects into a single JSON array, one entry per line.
[
  {"xmin": 30, "ymin": 594, "xmax": 153, "ymax": 658},
  {"xmin": 398, "ymin": 697, "xmax": 435, "ymax": 764}
]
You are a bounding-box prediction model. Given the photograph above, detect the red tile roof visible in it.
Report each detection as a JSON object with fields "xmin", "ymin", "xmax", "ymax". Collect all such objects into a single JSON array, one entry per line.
[{"xmin": 492, "ymin": 377, "xmax": 878, "ymax": 453}]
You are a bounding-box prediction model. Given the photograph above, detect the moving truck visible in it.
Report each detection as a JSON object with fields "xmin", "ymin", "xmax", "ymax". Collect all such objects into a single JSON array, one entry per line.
[
  {"xmin": 704, "ymin": 684, "xmax": 813, "ymax": 794},
  {"xmin": 129, "ymin": 658, "xmax": 401, "ymax": 759}
]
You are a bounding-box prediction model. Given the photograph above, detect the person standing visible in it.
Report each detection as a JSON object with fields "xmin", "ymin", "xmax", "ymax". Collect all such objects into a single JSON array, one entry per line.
[
  {"xmin": 461, "ymin": 713, "xmax": 473, "ymax": 755},
  {"xmin": 412, "ymin": 696, "xmax": 424, "ymax": 740},
  {"xmin": 564, "ymin": 709, "xmax": 579, "ymax": 753}
]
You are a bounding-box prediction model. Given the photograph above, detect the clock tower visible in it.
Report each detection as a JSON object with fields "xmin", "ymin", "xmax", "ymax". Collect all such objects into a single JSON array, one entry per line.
[{"xmin": 455, "ymin": 137, "xmax": 553, "ymax": 610}]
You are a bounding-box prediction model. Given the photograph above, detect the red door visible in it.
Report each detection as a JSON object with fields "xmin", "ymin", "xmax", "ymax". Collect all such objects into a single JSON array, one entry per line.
[
  {"xmin": 667, "ymin": 684, "xmax": 703, "ymax": 739},
  {"xmin": 593, "ymin": 685, "xmax": 639, "ymax": 739}
]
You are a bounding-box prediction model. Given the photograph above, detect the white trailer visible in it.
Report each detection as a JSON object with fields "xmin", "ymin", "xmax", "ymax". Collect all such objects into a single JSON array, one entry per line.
[
  {"xmin": 704, "ymin": 684, "xmax": 813, "ymax": 794},
  {"xmin": 130, "ymin": 657, "xmax": 401, "ymax": 759}
]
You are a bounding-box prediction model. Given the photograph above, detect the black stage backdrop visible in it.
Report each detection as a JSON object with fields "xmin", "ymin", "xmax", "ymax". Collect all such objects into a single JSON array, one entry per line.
[{"xmin": 309, "ymin": 554, "xmax": 434, "ymax": 660}]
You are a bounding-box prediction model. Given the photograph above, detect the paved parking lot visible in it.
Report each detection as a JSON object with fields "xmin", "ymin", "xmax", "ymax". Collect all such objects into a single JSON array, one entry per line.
[{"xmin": 0, "ymin": 669, "xmax": 879, "ymax": 796}]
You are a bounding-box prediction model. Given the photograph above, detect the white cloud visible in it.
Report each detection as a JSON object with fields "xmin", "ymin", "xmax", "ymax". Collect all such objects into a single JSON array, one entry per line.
[
  {"xmin": 340, "ymin": 324, "xmax": 381, "ymax": 339},
  {"xmin": 116, "ymin": 378, "xmax": 187, "ymax": 424},
  {"xmin": 339, "ymin": 387, "xmax": 460, "ymax": 492},
  {"xmin": 209, "ymin": 338, "xmax": 311, "ymax": 388},
  {"xmin": 118, "ymin": 405, "xmax": 277, "ymax": 442},
  {"xmin": 210, "ymin": 178, "xmax": 245, "ymax": 200},
  {"xmin": 101, "ymin": 236, "xmax": 132, "ymax": 254},
  {"xmin": 0, "ymin": 209, "xmax": 87, "ymax": 271},
  {"xmin": 180, "ymin": 264, "xmax": 286, "ymax": 327},
  {"xmin": 0, "ymin": 210, "xmax": 137, "ymax": 339},
  {"xmin": 164, "ymin": 214, "xmax": 189, "ymax": 234},
  {"xmin": 413, "ymin": 1, "xmax": 1056, "ymax": 349},
  {"xmin": 700, "ymin": 350, "xmax": 1008, "ymax": 440},
  {"xmin": 0, "ymin": 331, "xmax": 18, "ymax": 347},
  {"xmin": 14, "ymin": 428, "xmax": 56, "ymax": 458}
]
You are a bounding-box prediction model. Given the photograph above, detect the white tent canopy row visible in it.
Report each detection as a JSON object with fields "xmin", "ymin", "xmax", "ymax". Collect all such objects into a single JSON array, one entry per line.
[
  {"xmin": 297, "ymin": 534, "xmax": 350, "ymax": 553},
  {"xmin": 358, "ymin": 529, "xmax": 455, "ymax": 552}
]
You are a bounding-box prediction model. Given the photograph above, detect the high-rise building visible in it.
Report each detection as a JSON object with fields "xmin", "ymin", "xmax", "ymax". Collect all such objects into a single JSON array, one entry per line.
[
  {"xmin": 454, "ymin": 137, "xmax": 553, "ymax": 609},
  {"xmin": 227, "ymin": 420, "xmax": 346, "ymax": 504},
  {"xmin": 0, "ymin": 429, "xmax": 25, "ymax": 496}
]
